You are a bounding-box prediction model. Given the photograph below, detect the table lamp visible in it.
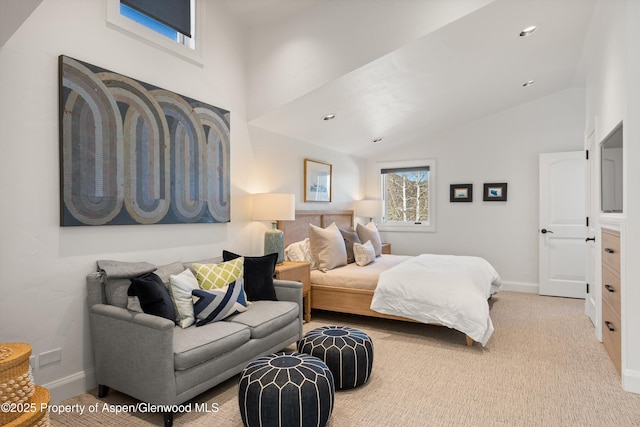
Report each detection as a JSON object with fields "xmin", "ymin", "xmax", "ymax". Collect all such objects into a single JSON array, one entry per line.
[
  {"xmin": 252, "ymin": 193, "xmax": 296, "ymax": 264},
  {"xmin": 356, "ymin": 199, "xmax": 382, "ymax": 223}
]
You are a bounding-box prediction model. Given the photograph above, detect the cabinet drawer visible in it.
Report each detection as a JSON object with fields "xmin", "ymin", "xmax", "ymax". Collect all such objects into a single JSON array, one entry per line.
[
  {"xmin": 602, "ymin": 264, "xmax": 621, "ymax": 315},
  {"xmin": 602, "ymin": 300, "xmax": 621, "ymax": 376},
  {"xmin": 601, "ymin": 229, "xmax": 620, "ymax": 272}
]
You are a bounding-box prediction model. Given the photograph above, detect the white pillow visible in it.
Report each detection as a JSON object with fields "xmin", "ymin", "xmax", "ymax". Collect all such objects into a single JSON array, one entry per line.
[
  {"xmin": 353, "ymin": 240, "xmax": 376, "ymax": 266},
  {"xmin": 285, "ymin": 238, "xmax": 315, "ymax": 269},
  {"xmin": 356, "ymin": 222, "xmax": 383, "ymax": 257},
  {"xmin": 308, "ymin": 222, "xmax": 347, "ymax": 272},
  {"xmin": 169, "ymin": 269, "xmax": 200, "ymax": 328}
]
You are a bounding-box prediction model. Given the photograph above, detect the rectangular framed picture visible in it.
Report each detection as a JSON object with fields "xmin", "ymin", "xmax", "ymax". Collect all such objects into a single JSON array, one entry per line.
[
  {"xmin": 450, "ymin": 184, "xmax": 473, "ymax": 202},
  {"xmin": 483, "ymin": 183, "xmax": 508, "ymax": 201},
  {"xmin": 304, "ymin": 159, "xmax": 332, "ymax": 202}
]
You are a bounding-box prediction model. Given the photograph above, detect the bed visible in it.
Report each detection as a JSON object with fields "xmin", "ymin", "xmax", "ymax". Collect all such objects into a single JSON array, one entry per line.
[{"xmin": 278, "ymin": 210, "xmax": 501, "ymax": 346}]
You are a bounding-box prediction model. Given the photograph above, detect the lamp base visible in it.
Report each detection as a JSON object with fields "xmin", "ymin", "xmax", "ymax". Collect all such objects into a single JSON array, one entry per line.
[{"xmin": 264, "ymin": 223, "xmax": 285, "ymax": 264}]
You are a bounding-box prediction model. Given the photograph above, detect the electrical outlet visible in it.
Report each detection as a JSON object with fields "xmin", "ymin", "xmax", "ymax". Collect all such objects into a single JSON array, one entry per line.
[
  {"xmin": 29, "ymin": 355, "xmax": 38, "ymax": 370},
  {"xmin": 39, "ymin": 348, "xmax": 61, "ymax": 367}
]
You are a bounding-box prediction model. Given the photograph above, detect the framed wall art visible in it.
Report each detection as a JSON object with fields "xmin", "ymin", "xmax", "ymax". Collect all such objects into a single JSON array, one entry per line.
[
  {"xmin": 304, "ymin": 159, "xmax": 332, "ymax": 202},
  {"xmin": 450, "ymin": 184, "xmax": 473, "ymax": 202},
  {"xmin": 59, "ymin": 55, "xmax": 230, "ymax": 226},
  {"xmin": 483, "ymin": 183, "xmax": 508, "ymax": 201}
]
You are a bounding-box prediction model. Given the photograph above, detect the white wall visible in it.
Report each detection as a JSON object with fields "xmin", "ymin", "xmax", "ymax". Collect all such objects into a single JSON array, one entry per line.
[
  {"xmin": 365, "ymin": 88, "xmax": 585, "ymax": 291},
  {"xmin": 0, "ymin": 0, "xmax": 364, "ymax": 403}
]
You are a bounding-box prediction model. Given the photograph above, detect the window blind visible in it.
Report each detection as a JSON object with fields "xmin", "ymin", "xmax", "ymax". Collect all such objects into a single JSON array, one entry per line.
[
  {"xmin": 122, "ymin": 0, "xmax": 191, "ymax": 37},
  {"xmin": 380, "ymin": 166, "xmax": 430, "ymax": 174}
]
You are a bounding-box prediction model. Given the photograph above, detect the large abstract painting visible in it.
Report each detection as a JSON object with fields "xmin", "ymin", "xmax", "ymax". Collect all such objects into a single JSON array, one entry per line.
[{"xmin": 59, "ymin": 55, "xmax": 230, "ymax": 226}]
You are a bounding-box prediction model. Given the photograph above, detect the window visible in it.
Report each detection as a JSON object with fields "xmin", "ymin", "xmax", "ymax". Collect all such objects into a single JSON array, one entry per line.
[
  {"xmin": 378, "ymin": 159, "xmax": 436, "ymax": 232},
  {"xmin": 106, "ymin": 0, "xmax": 202, "ymax": 66}
]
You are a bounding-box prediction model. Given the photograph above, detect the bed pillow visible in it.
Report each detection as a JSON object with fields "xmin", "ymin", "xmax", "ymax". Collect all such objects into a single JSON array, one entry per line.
[
  {"xmin": 285, "ymin": 238, "xmax": 315, "ymax": 269},
  {"xmin": 353, "ymin": 240, "xmax": 376, "ymax": 266},
  {"xmin": 128, "ymin": 272, "xmax": 177, "ymax": 323},
  {"xmin": 169, "ymin": 269, "xmax": 200, "ymax": 328},
  {"xmin": 339, "ymin": 227, "xmax": 361, "ymax": 264},
  {"xmin": 356, "ymin": 222, "xmax": 383, "ymax": 257},
  {"xmin": 308, "ymin": 222, "xmax": 347, "ymax": 272},
  {"xmin": 222, "ymin": 250, "xmax": 278, "ymax": 301},
  {"xmin": 192, "ymin": 279, "xmax": 248, "ymax": 326}
]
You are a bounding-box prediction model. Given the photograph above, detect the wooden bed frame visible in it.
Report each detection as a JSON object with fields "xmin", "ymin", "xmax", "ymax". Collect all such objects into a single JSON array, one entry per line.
[{"xmin": 278, "ymin": 210, "xmax": 475, "ymax": 346}]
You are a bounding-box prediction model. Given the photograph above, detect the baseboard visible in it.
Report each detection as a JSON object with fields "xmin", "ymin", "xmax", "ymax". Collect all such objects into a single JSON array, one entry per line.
[
  {"xmin": 623, "ymin": 368, "xmax": 640, "ymax": 394},
  {"xmin": 42, "ymin": 368, "xmax": 97, "ymax": 404},
  {"xmin": 500, "ymin": 280, "xmax": 539, "ymax": 294}
]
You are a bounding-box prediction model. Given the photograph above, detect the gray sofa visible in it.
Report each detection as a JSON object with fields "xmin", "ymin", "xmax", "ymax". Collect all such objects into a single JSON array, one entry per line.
[{"xmin": 86, "ymin": 258, "xmax": 303, "ymax": 427}]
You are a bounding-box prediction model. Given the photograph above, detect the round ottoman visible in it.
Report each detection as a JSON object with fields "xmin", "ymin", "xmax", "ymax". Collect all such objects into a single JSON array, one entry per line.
[
  {"xmin": 238, "ymin": 352, "xmax": 335, "ymax": 427},
  {"xmin": 297, "ymin": 326, "xmax": 373, "ymax": 390}
]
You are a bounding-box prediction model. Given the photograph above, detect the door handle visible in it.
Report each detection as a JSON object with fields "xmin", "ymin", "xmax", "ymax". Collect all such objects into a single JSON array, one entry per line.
[
  {"xmin": 604, "ymin": 284, "xmax": 615, "ymax": 293},
  {"xmin": 585, "ymin": 237, "xmax": 596, "ymax": 242},
  {"xmin": 604, "ymin": 248, "xmax": 615, "ymax": 254},
  {"xmin": 540, "ymin": 229, "xmax": 554, "ymax": 234}
]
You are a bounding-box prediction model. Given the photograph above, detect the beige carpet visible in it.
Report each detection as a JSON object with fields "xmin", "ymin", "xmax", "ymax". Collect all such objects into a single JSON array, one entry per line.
[{"xmin": 50, "ymin": 292, "xmax": 640, "ymax": 426}]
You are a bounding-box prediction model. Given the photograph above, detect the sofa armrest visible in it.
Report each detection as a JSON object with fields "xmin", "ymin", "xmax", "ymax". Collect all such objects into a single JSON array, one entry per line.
[
  {"xmin": 89, "ymin": 304, "xmax": 178, "ymax": 404},
  {"xmin": 274, "ymin": 279, "xmax": 303, "ymax": 337}
]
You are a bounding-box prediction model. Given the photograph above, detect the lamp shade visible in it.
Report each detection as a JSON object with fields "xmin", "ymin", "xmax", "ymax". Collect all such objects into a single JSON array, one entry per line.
[
  {"xmin": 252, "ymin": 193, "xmax": 296, "ymax": 221},
  {"xmin": 356, "ymin": 199, "xmax": 382, "ymax": 219}
]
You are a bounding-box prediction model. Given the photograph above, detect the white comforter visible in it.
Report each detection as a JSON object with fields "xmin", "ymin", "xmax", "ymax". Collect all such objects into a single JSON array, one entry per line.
[{"xmin": 370, "ymin": 254, "xmax": 501, "ymax": 346}]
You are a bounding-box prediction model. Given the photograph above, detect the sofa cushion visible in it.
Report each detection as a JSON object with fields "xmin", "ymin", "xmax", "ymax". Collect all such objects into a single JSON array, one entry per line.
[
  {"xmin": 128, "ymin": 273, "xmax": 176, "ymax": 323},
  {"xmin": 173, "ymin": 321, "xmax": 251, "ymax": 371},
  {"xmin": 97, "ymin": 260, "xmax": 157, "ymax": 308},
  {"xmin": 154, "ymin": 261, "xmax": 187, "ymax": 286},
  {"xmin": 226, "ymin": 301, "xmax": 299, "ymax": 339},
  {"xmin": 169, "ymin": 269, "xmax": 200, "ymax": 328},
  {"xmin": 192, "ymin": 280, "xmax": 249, "ymax": 326},
  {"xmin": 223, "ymin": 250, "xmax": 278, "ymax": 301}
]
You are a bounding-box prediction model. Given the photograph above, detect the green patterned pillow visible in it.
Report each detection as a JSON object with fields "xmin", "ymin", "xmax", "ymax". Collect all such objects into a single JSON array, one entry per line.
[{"xmin": 193, "ymin": 258, "xmax": 244, "ymax": 290}]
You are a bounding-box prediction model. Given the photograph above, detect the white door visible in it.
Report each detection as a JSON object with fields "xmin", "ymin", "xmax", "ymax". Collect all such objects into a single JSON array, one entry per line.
[
  {"xmin": 584, "ymin": 131, "xmax": 597, "ymax": 326},
  {"xmin": 539, "ymin": 151, "xmax": 586, "ymax": 298}
]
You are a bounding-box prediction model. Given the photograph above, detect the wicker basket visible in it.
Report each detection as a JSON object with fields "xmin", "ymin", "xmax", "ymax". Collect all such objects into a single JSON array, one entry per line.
[
  {"xmin": 4, "ymin": 386, "xmax": 50, "ymax": 427},
  {"xmin": 0, "ymin": 343, "xmax": 36, "ymax": 425}
]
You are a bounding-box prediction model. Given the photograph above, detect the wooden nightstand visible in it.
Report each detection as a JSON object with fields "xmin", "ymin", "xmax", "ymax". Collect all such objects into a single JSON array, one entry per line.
[
  {"xmin": 381, "ymin": 243, "xmax": 391, "ymax": 254},
  {"xmin": 274, "ymin": 261, "xmax": 311, "ymax": 323}
]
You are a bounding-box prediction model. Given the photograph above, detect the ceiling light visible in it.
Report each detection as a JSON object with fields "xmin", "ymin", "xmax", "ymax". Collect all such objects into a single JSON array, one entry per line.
[
  {"xmin": 372, "ymin": 137, "xmax": 383, "ymax": 144},
  {"xmin": 519, "ymin": 26, "xmax": 537, "ymax": 37},
  {"xmin": 523, "ymin": 80, "xmax": 535, "ymax": 87},
  {"xmin": 322, "ymin": 114, "xmax": 336, "ymax": 121}
]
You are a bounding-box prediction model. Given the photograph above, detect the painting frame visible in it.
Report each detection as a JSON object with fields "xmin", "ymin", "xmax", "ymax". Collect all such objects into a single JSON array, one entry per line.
[
  {"xmin": 304, "ymin": 159, "xmax": 332, "ymax": 202},
  {"xmin": 483, "ymin": 182, "xmax": 508, "ymax": 201},
  {"xmin": 450, "ymin": 184, "xmax": 473, "ymax": 202}
]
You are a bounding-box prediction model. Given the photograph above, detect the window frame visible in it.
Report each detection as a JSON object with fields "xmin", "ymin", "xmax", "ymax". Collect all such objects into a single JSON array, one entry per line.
[
  {"xmin": 106, "ymin": 0, "xmax": 203, "ymax": 67},
  {"xmin": 377, "ymin": 159, "xmax": 437, "ymax": 233}
]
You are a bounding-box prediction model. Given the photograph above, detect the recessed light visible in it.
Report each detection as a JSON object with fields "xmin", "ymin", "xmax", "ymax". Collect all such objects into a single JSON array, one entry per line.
[
  {"xmin": 322, "ymin": 114, "xmax": 336, "ymax": 121},
  {"xmin": 519, "ymin": 25, "xmax": 537, "ymax": 37},
  {"xmin": 372, "ymin": 137, "xmax": 383, "ymax": 144},
  {"xmin": 522, "ymin": 80, "xmax": 535, "ymax": 87}
]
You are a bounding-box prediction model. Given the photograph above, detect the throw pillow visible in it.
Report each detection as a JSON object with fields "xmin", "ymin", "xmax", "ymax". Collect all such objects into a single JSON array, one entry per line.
[
  {"xmin": 356, "ymin": 222, "xmax": 383, "ymax": 257},
  {"xmin": 128, "ymin": 273, "xmax": 177, "ymax": 323},
  {"xmin": 169, "ymin": 269, "xmax": 200, "ymax": 328},
  {"xmin": 223, "ymin": 251, "xmax": 278, "ymax": 301},
  {"xmin": 192, "ymin": 258, "xmax": 244, "ymax": 290},
  {"xmin": 285, "ymin": 238, "xmax": 315, "ymax": 269},
  {"xmin": 308, "ymin": 222, "xmax": 347, "ymax": 272},
  {"xmin": 339, "ymin": 227, "xmax": 361, "ymax": 264},
  {"xmin": 192, "ymin": 279, "xmax": 249, "ymax": 326},
  {"xmin": 353, "ymin": 240, "xmax": 376, "ymax": 266}
]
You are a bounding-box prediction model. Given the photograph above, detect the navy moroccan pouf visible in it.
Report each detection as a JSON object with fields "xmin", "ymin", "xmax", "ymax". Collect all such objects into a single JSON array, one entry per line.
[
  {"xmin": 297, "ymin": 326, "xmax": 374, "ymax": 390},
  {"xmin": 238, "ymin": 352, "xmax": 335, "ymax": 427}
]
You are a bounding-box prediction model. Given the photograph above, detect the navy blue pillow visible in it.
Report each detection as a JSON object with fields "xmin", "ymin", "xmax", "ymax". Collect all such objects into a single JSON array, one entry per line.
[
  {"xmin": 128, "ymin": 272, "xmax": 176, "ymax": 323},
  {"xmin": 223, "ymin": 251, "xmax": 278, "ymax": 301}
]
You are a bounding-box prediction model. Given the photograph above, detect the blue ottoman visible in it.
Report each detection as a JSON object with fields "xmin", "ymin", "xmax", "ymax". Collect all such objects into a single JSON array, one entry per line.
[
  {"xmin": 297, "ymin": 326, "xmax": 374, "ymax": 390},
  {"xmin": 238, "ymin": 352, "xmax": 335, "ymax": 427}
]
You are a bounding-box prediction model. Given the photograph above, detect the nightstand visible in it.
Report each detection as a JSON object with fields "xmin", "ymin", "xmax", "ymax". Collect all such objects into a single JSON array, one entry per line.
[
  {"xmin": 381, "ymin": 243, "xmax": 391, "ymax": 254},
  {"xmin": 274, "ymin": 261, "xmax": 311, "ymax": 322}
]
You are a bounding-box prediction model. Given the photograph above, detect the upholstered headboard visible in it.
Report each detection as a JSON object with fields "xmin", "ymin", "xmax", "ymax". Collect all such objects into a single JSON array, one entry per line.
[{"xmin": 278, "ymin": 210, "xmax": 354, "ymax": 247}]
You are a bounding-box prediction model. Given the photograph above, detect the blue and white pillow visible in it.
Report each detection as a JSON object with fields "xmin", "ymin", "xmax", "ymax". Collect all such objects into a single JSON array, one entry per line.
[{"xmin": 192, "ymin": 278, "xmax": 248, "ymax": 326}]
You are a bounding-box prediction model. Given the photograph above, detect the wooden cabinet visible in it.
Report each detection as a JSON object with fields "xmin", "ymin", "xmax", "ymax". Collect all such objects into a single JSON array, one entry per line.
[
  {"xmin": 381, "ymin": 243, "xmax": 391, "ymax": 254},
  {"xmin": 274, "ymin": 261, "xmax": 311, "ymax": 323},
  {"xmin": 601, "ymin": 228, "xmax": 621, "ymax": 375}
]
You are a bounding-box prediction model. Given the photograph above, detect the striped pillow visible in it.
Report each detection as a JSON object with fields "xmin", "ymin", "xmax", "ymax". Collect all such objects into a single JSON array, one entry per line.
[{"xmin": 192, "ymin": 279, "xmax": 248, "ymax": 326}]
